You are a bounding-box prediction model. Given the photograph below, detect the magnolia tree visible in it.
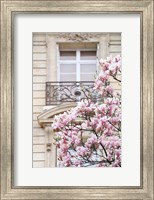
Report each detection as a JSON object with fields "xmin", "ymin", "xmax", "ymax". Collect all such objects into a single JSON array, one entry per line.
[{"xmin": 52, "ymin": 55, "xmax": 121, "ymax": 167}]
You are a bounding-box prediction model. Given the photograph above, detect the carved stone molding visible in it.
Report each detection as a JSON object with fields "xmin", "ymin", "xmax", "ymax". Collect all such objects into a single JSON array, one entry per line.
[
  {"xmin": 37, "ymin": 103, "xmax": 77, "ymax": 127},
  {"xmin": 57, "ymin": 33, "xmax": 102, "ymax": 42}
]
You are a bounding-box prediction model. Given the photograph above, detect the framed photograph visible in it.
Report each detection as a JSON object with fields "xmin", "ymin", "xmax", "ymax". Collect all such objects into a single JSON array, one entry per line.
[
  {"xmin": 0, "ymin": 0, "xmax": 153, "ymax": 199},
  {"xmin": 32, "ymin": 31, "xmax": 122, "ymax": 169}
]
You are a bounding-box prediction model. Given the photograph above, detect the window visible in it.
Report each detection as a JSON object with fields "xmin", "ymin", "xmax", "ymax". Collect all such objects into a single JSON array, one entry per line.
[{"xmin": 57, "ymin": 45, "xmax": 98, "ymax": 82}]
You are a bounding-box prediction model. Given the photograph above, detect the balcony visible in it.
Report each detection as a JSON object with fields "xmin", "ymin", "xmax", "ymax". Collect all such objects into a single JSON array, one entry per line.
[{"xmin": 46, "ymin": 81, "xmax": 98, "ymax": 105}]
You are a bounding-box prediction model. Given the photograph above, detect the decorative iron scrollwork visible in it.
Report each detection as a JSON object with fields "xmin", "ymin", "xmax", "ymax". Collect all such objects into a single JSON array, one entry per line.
[{"xmin": 46, "ymin": 81, "xmax": 97, "ymax": 105}]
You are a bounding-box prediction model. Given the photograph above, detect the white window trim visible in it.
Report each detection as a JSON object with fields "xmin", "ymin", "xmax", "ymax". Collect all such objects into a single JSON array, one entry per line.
[
  {"xmin": 58, "ymin": 47, "xmax": 97, "ymax": 82},
  {"xmin": 57, "ymin": 44, "xmax": 60, "ymax": 82},
  {"xmin": 76, "ymin": 50, "xmax": 80, "ymax": 81}
]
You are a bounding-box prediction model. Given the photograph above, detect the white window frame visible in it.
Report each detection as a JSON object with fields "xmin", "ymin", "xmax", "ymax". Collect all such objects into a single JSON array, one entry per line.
[{"xmin": 57, "ymin": 46, "xmax": 98, "ymax": 82}]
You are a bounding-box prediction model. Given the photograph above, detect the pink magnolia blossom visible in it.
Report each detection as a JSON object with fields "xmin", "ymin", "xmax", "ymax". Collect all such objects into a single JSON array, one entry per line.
[{"xmin": 53, "ymin": 55, "xmax": 122, "ymax": 167}]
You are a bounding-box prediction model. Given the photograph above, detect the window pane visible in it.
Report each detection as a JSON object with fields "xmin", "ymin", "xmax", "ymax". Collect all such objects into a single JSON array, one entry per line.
[
  {"xmin": 80, "ymin": 51, "xmax": 96, "ymax": 60},
  {"xmin": 60, "ymin": 74, "xmax": 76, "ymax": 81},
  {"xmin": 80, "ymin": 64, "xmax": 97, "ymax": 73},
  {"xmin": 60, "ymin": 64, "xmax": 76, "ymax": 73},
  {"xmin": 81, "ymin": 73, "xmax": 95, "ymax": 81},
  {"xmin": 60, "ymin": 51, "xmax": 76, "ymax": 60}
]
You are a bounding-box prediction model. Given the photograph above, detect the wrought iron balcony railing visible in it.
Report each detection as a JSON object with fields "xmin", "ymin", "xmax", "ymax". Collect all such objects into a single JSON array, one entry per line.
[{"xmin": 46, "ymin": 81, "xmax": 97, "ymax": 105}]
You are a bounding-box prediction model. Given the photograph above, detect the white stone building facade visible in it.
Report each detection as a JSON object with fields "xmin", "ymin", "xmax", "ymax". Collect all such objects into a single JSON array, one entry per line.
[{"xmin": 32, "ymin": 32, "xmax": 121, "ymax": 167}]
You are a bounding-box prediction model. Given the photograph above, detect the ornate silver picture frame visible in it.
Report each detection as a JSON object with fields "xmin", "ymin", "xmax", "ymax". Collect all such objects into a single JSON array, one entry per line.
[{"xmin": 0, "ymin": 1, "xmax": 153, "ymax": 199}]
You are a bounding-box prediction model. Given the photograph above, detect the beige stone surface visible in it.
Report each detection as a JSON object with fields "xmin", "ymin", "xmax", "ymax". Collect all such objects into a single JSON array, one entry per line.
[
  {"xmin": 33, "ymin": 128, "xmax": 46, "ymax": 136},
  {"xmin": 33, "ymin": 136, "xmax": 45, "ymax": 144},
  {"xmin": 33, "ymin": 99, "xmax": 45, "ymax": 106},
  {"xmin": 33, "ymin": 144, "xmax": 45, "ymax": 152},
  {"xmin": 33, "ymin": 152, "xmax": 45, "ymax": 160},
  {"xmin": 33, "ymin": 53, "xmax": 47, "ymax": 61},
  {"xmin": 33, "ymin": 105, "xmax": 44, "ymax": 113},
  {"xmin": 33, "ymin": 83, "xmax": 46, "ymax": 91},
  {"xmin": 33, "ymin": 34, "xmax": 46, "ymax": 42},
  {"xmin": 33, "ymin": 161, "xmax": 45, "ymax": 168},
  {"xmin": 33, "ymin": 76, "xmax": 46, "ymax": 83},
  {"xmin": 33, "ymin": 46, "xmax": 46, "ymax": 53},
  {"xmin": 33, "ymin": 69, "xmax": 46, "ymax": 76},
  {"xmin": 33, "ymin": 60, "xmax": 46, "ymax": 68},
  {"xmin": 33, "ymin": 91, "xmax": 46, "ymax": 98}
]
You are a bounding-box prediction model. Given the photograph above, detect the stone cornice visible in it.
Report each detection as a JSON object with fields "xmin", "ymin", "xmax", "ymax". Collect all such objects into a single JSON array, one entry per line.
[{"xmin": 56, "ymin": 33, "xmax": 103, "ymax": 42}]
